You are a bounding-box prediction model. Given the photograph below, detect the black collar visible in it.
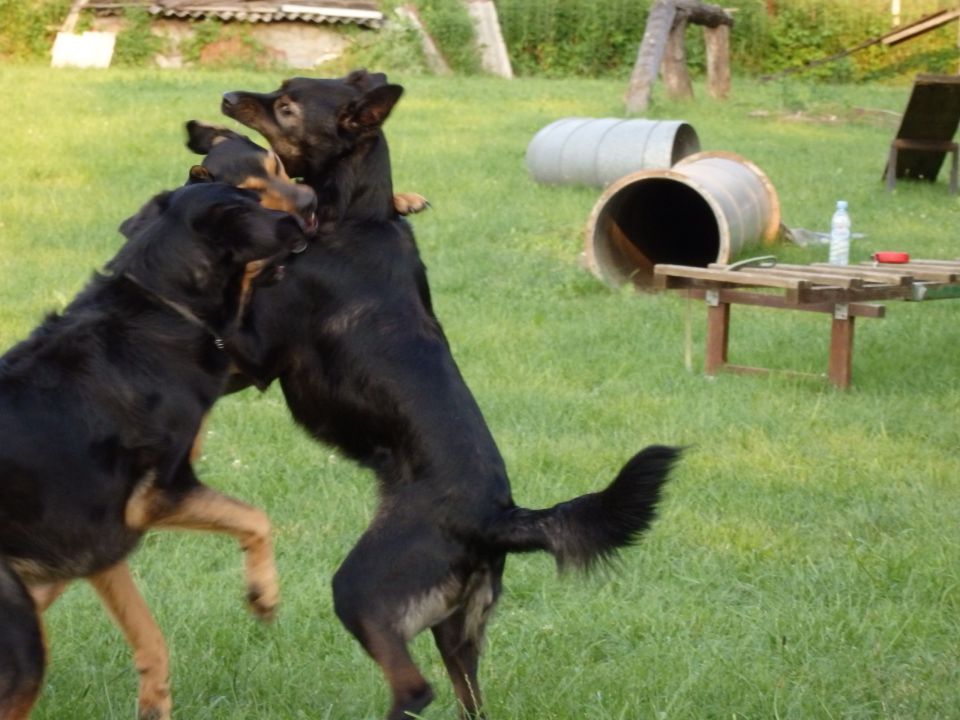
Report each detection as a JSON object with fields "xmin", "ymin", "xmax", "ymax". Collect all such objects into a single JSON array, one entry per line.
[{"xmin": 121, "ymin": 272, "xmax": 225, "ymax": 351}]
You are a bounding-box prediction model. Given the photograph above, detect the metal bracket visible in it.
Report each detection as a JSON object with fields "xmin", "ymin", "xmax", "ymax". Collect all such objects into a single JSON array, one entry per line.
[
  {"xmin": 705, "ymin": 289, "xmax": 721, "ymax": 307},
  {"xmin": 833, "ymin": 303, "xmax": 849, "ymax": 320},
  {"xmin": 727, "ymin": 255, "xmax": 778, "ymax": 272}
]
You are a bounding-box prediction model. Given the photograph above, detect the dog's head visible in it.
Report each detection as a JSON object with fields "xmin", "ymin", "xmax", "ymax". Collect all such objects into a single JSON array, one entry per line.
[
  {"xmin": 220, "ymin": 69, "xmax": 403, "ymax": 180},
  {"xmin": 111, "ymin": 183, "xmax": 307, "ymax": 320},
  {"xmin": 184, "ymin": 120, "xmax": 318, "ymax": 234}
]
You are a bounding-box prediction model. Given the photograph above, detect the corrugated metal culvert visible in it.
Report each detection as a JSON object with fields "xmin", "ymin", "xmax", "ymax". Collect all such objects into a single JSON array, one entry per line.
[
  {"xmin": 525, "ymin": 117, "xmax": 701, "ymax": 187},
  {"xmin": 584, "ymin": 151, "xmax": 782, "ymax": 289}
]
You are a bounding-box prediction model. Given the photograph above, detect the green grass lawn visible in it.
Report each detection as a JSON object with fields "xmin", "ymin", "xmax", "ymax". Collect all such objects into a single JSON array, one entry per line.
[{"xmin": 1, "ymin": 65, "xmax": 959, "ymax": 719}]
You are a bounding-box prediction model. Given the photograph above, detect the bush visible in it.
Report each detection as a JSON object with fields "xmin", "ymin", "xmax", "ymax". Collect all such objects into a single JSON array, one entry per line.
[
  {"xmin": 112, "ymin": 7, "xmax": 165, "ymax": 67},
  {"xmin": 496, "ymin": 0, "xmax": 960, "ymax": 81},
  {"xmin": 0, "ymin": 0, "xmax": 72, "ymax": 61},
  {"xmin": 416, "ymin": 0, "xmax": 482, "ymax": 74}
]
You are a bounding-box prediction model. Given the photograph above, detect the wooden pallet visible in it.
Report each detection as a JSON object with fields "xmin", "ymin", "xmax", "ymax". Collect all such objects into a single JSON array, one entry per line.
[{"xmin": 653, "ymin": 260, "xmax": 960, "ymax": 388}]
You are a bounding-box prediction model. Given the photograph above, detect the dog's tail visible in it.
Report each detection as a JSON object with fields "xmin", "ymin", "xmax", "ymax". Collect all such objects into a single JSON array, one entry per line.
[{"xmin": 486, "ymin": 445, "xmax": 681, "ymax": 570}]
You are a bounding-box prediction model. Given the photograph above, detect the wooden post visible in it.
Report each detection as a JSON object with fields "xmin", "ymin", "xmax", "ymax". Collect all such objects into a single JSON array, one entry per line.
[
  {"xmin": 704, "ymin": 297, "xmax": 730, "ymax": 375},
  {"xmin": 704, "ymin": 24, "xmax": 731, "ymax": 99},
  {"xmin": 828, "ymin": 310, "xmax": 855, "ymax": 389},
  {"xmin": 662, "ymin": 18, "xmax": 694, "ymax": 99},
  {"xmin": 625, "ymin": 0, "xmax": 734, "ymax": 113},
  {"xmin": 625, "ymin": 0, "xmax": 677, "ymax": 113}
]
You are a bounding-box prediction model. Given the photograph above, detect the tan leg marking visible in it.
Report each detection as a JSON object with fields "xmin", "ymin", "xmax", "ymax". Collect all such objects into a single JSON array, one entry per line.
[
  {"xmin": 88, "ymin": 563, "xmax": 171, "ymax": 720},
  {"xmin": 126, "ymin": 485, "xmax": 278, "ymax": 620},
  {"xmin": 27, "ymin": 581, "xmax": 70, "ymax": 614},
  {"xmin": 393, "ymin": 192, "xmax": 431, "ymax": 216}
]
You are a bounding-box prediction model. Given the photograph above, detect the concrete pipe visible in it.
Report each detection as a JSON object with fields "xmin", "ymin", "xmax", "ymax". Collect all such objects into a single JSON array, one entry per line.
[
  {"xmin": 584, "ymin": 151, "xmax": 781, "ymax": 289},
  {"xmin": 525, "ymin": 117, "xmax": 701, "ymax": 186}
]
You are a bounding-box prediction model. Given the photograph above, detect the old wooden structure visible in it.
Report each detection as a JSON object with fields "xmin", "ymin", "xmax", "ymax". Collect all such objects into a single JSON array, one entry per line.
[
  {"xmin": 625, "ymin": 0, "xmax": 734, "ymax": 114},
  {"xmin": 654, "ymin": 259, "xmax": 960, "ymax": 389}
]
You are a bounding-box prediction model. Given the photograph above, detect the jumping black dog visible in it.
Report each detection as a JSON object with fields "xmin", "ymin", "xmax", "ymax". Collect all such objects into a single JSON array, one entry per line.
[
  {"xmin": 0, "ymin": 183, "xmax": 306, "ymax": 720},
  {"xmin": 221, "ymin": 70, "xmax": 681, "ymax": 719}
]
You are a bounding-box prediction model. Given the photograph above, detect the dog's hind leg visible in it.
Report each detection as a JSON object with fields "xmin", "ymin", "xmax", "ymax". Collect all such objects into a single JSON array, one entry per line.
[
  {"xmin": 126, "ymin": 482, "xmax": 279, "ymax": 621},
  {"xmin": 335, "ymin": 615, "xmax": 433, "ymax": 720},
  {"xmin": 0, "ymin": 560, "xmax": 45, "ymax": 720},
  {"xmin": 332, "ymin": 539, "xmax": 437, "ymax": 720},
  {"xmin": 88, "ymin": 563, "xmax": 171, "ymax": 720},
  {"xmin": 431, "ymin": 612, "xmax": 484, "ymax": 719}
]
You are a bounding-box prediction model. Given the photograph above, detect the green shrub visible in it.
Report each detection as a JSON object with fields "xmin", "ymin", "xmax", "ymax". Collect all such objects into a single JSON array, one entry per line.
[
  {"xmin": 496, "ymin": 0, "xmax": 960, "ymax": 81},
  {"xmin": 112, "ymin": 7, "xmax": 165, "ymax": 66},
  {"xmin": 0, "ymin": 0, "xmax": 72, "ymax": 61},
  {"xmin": 417, "ymin": 0, "xmax": 481, "ymax": 74}
]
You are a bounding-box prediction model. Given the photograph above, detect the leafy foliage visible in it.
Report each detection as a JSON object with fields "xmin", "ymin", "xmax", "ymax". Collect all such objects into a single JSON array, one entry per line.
[
  {"xmin": 0, "ymin": 0, "xmax": 72, "ymax": 60},
  {"xmin": 112, "ymin": 7, "xmax": 165, "ymax": 67},
  {"xmin": 497, "ymin": 0, "xmax": 960, "ymax": 80},
  {"xmin": 416, "ymin": 0, "xmax": 482, "ymax": 74}
]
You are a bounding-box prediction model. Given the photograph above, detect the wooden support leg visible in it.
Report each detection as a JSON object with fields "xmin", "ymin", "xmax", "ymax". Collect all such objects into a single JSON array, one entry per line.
[
  {"xmin": 828, "ymin": 308, "xmax": 855, "ymax": 390},
  {"xmin": 704, "ymin": 296, "xmax": 730, "ymax": 376},
  {"xmin": 886, "ymin": 144, "xmax": 898, "ymax": 192}
]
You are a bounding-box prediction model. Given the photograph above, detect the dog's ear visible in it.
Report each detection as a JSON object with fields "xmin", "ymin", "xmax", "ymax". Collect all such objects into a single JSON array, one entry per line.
[
  {"xmin": 118, "ymin": 190, "xmax": 174, "ymax": 240},
  {"xmin": 345, "ymin": 68, "xmax": 388, "ymax": 90},
  {"xmin": 187, "ymin": 165, "xmax": 214, "ymax": 185},
  {"xmin": 185, "ymin": 120, "xmax": 243, "ymax": 154},
  {"xmin": 340, "ymin": 84, "xmax": 403, "ymax": 136}
]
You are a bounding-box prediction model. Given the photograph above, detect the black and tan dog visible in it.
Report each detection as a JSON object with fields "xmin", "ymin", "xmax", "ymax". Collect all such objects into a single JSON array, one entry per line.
[
  {"xmin": 0, "ymin": 183, "xmax": 307, "ymax": 720},
  {"xmin": 220, "ymin": 70, "xmax": 682, "ymax": 720}
]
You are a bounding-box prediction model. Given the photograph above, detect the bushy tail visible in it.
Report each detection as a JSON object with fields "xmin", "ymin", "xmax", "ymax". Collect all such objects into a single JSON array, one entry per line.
[{"xmin": 486, "ymin": 445, "xmax": 681, "ymax": 570}]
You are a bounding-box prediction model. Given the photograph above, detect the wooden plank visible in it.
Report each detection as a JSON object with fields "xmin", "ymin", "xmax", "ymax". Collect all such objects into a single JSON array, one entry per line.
[
  {"xmin": 855, "ymin": 262, "xmax": 959, "ymax": 283},
  {"xmin": 681, "ymin": 288, "xmax": 886, "ymax": 318},
  {"xmin": 888, "ymin": 74, "xmax": 960, "ymax": 182},
  {"xmin": 722, "ymin": 364, "xmax": 825, "ymax": 382},
  {"xmin": 655, "ymin": 264, "xmax": 807, "ymax": 289},
  {"xmin": 797, "ymin": 284, "xmax": 913, "ymax": 304},
  {"xmin": 801, "ymin": 263, "xmax": 915, "ymax": 285},
  {"xmin": 709, "ymin": 264, "xmax": 864, "ymax": 288},
  {"xmin": 882, "ymin": 10, "xmax": 960, "ymax": 47}
]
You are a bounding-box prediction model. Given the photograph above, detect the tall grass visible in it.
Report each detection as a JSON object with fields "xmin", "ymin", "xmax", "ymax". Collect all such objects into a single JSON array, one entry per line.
[{"xmin": 1, "ymin": 65, "xmax": 959, "ymax": 719}]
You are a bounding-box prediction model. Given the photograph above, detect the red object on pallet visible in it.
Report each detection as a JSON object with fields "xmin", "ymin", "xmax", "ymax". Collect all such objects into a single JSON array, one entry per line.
[{"xmin": 873, "ymin": 251, "xmax": 910, "ymax": 263}]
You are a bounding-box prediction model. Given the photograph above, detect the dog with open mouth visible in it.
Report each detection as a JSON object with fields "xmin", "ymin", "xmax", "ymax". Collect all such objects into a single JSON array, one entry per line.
[{"xmin": 219, "ymin": 70, "xmax": 682, "ymax": 720}]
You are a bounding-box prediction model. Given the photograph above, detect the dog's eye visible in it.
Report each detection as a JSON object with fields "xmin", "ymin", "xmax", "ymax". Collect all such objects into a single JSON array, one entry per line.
[{"xmin": 277, "ymin": 103, "xmax": 293, "ymax": 117}]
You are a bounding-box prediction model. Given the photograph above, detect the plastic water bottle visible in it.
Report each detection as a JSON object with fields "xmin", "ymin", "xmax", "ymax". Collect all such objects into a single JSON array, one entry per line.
[{"xmin": 828, "ymin": 200, "xmax": 851, "ymax": 265}]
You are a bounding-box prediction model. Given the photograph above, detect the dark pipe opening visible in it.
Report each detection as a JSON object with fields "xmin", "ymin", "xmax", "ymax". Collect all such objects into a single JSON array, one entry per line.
[
  {"xmin": 590, "ymin": 178, "xmax": 720, "ymax": 288},
  {"xmin": 671, "ymin": 125, "xmax": 701, "ymax": 165}
]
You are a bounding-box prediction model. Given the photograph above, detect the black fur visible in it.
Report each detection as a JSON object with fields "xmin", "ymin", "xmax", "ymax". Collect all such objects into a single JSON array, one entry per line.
[
  {"xmin": 222, "ymin": 70, "xmax": 681, "ymax": 719},
  {"xmin": 0, "ymin": 183, "xmax": 306, "ymax": 718}
]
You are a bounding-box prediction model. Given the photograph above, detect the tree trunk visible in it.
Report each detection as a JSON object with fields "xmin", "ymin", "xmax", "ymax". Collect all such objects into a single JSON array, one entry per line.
[
  {"xmin": 661, "ymin": 18, "xmax": 693, "ymax": 99},
  {"xmin": 705, "ymin": 24, "xmax": 731, "ymax": 99},
  {"xmin": 624, "ymin": 0, "xmax": 677, "ymax": 113}
]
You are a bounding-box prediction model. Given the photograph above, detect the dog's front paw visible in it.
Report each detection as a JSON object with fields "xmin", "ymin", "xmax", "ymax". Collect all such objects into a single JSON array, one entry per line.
[
  {"xmin": 393, "ymin": 192, "xmax": 431, "ymax": 216},
  {"xmin": 247, "ymin": 582, "xmax": 279, "ymax": 622},
  {"xmin": 137, "ymin": 687, "xmax": 172, "ymax": 720}
]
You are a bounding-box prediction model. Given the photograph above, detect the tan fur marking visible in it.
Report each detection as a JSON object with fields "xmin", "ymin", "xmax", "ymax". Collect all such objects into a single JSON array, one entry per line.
[
  {"xmin": 124, "ymin": 470, "xmax": 159, "ymax": 531},
  {"xmin": 142, "ymin": 486, "xmax": 279, "ymax": 620},
  {"xmin": 89, "ymin": 563, "xmax": 172, "ymax": 720},
  {"xmin": 28, "ymin": 581, "xmax": 69, "ymax": 613},
  {"xmin": 189, "ymin": 414, "xmax": 209, "ymax": 463}
]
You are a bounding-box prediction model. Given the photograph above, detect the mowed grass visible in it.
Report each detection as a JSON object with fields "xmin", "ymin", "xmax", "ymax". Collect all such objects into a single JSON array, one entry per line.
[{"xmin": 1, "ymin": 64, "xmax": 959, "ymax": 719}]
